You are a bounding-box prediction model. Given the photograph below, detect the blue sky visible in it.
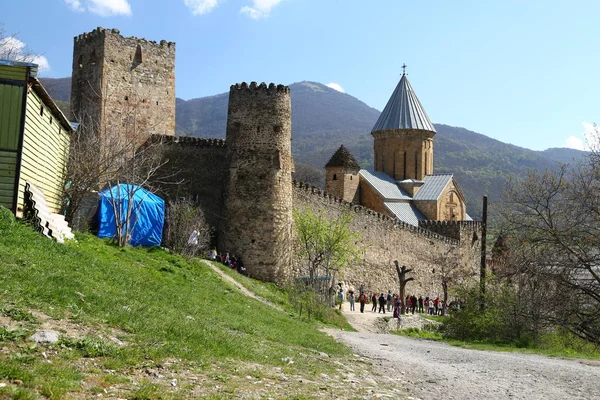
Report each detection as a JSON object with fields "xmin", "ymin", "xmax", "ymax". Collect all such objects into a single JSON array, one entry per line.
[{"xmin": 2, "ymin": 0, "xmax": 599, "ymax": 151}]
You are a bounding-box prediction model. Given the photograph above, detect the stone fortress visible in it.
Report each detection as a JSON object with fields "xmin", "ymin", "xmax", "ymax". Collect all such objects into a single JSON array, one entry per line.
[{"xmin": 71, "ymin": 27, "xmax": 483, "ymax": 295}]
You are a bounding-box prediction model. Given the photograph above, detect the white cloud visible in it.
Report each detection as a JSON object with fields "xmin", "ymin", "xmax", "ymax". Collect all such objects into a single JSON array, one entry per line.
[
  {"xmin": 64, "ymin": 0, "xmax": 84, "ymax": 12},
  {"xmin": 565, "ymin": 122, "xmax": 599, "ymax": 151},
  {"xmin": 565, "ymin": 135, "xmax": 584, "ymax": 151},
  {"xmin": 64, "ymin": 0, "xmax": 132, "ymax": 16},
  {"xmin": 0, "ymin": 36, "xmax": 50, "ymax": 71},
  {"xmin": 325, "ymin": 82, "xmax": 345, "ymax": 93},
  {"xmin": 184, "ymin": 0, "xmax": 221, "ymax": 15},
  {"xmin": 241, "ymin": 0, "xmax": 283, "ymax": 19}
]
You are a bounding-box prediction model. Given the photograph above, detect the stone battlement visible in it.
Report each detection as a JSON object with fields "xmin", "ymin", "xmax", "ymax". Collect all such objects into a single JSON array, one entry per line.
[
  {"xmin": 230, "ymin": 82, "xmax": 290, "ymax": 94},
  {"xmin": 74, "ymin": 27, "xmax": 175, "ymax": 49},
  {"xmin": 418, "ymin": 220, "xmax": 481, "ymax": 229},
  {"xmin": 292, "ymin": 180, "xmax": 460, "ymax": 246},
  {"xmin": 151, "ymin": 134, "xmax": 226, "ymax": 148}
]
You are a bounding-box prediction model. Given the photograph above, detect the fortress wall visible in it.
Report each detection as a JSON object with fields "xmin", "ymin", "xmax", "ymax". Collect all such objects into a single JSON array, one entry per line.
[
  {"xmin": 292, "ymin": 181, "xmax": 471, "ymax": 298},
  {"xmin": 151, "ymin": 135, "xmax": 227, "ymax": 236}
]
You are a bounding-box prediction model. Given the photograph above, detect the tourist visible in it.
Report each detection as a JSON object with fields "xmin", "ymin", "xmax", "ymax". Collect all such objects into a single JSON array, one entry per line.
[
  {"xmin": 386, "ymin": 290, "xmax": 393, "ymax": 312},
  {"xmin": 418, "ymin": 296, "xmax": 424, "ymax": 313},
  {"xmin": 358, "ymin": 291, "xmax": 368, "ymax": 313},
  {"xmin": 208, "ymin": 248, "xmax": 217, "ymax": 260},
  {"xmin": 428, "ymin": 298, "xmax": 435, "ymax": 315},
  {"xmin": 348, "ymin": 290, "xmax": 355, "ymax": 311},
  {"xmin": 411, "ymin": 295, "xmax": 418, "ymax": 314},
  {"xmin": 378, "ymin": 293, "xmax": 386, "ymax": 313},
  {"xmin": 371, "ymin": 292, "xmax": 377, "ymax": 312},
  {"xmin": 434, "ymin": 297, "xmax": 440, "ymax": 315}
]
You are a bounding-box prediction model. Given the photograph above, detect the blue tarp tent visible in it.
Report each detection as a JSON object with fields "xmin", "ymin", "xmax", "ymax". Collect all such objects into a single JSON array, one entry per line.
[{"xmin": 97, "ymin": 184, "xmax": 164, "ymax": 247}]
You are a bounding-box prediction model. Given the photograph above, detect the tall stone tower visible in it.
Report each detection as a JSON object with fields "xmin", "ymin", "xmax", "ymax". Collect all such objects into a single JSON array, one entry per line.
[
  {"xmin": 221, "ymin": 82, "xmax": 294, "ymax": 283},
  {"xmin": 71, "ymin": 27, "xmax": 176, "ymax": 141},
  {"xmin": 325, "ymin": 145, "xmax": 360, "ymax": 203},
  {"xmin": 371, "ymin": 72, "xmax": 435, "ymax": 181}
]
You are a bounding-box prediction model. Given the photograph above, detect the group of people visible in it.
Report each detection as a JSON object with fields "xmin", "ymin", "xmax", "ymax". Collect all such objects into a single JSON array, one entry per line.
[
  {"xmin": 339, "ymin": 289, "xmax": 446, "ymax": 316},
  {"xmin": 208, "ymin": 249, "xmax": 247, "ymax": 276}
]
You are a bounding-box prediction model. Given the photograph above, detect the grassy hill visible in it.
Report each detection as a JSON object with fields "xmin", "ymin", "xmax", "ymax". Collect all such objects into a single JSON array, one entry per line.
[{"xmin": 0, "ymin": 208, "xmax": 395, "ymax": 399}]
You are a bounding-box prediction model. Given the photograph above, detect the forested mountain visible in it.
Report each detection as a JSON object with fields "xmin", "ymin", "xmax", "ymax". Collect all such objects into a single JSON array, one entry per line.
[{"xmin": 41, "ymin": 78, "xmax": 587, "ymax": 218}]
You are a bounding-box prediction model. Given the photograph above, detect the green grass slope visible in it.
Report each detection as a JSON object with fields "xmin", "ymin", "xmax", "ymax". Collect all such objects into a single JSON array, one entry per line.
[{"xmin": 0, "ymin": 208, "xmax": 368, "ymax": 399}]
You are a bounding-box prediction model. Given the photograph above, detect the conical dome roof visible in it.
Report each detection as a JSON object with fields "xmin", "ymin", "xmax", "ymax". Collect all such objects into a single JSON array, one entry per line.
[
  {"xmin": 371, "ymin": 74, "xmax": 436, "ymax": 133},
  {"xmin": 325, "ymin": 145, "xmax": 360, "ymax": 169}
]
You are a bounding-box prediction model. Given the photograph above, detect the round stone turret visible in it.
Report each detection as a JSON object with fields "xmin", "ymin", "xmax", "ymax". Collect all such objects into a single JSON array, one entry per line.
[{"xmin": 220, "ymin": 82, "xmax": 293, "ymax": 283}]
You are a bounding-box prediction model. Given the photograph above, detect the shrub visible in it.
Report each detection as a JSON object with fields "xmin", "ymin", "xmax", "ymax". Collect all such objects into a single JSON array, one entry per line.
[{"xmin": 163, "ymin": 200, "xmax": 211, "ymax": 257}]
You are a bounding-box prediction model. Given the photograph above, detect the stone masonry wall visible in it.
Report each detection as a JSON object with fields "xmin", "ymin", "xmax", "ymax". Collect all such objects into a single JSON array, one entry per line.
[
  {"xmin": 152, "ymin": 135, "xmax": 228, "ymax": 237},
  {"xmin": 221, "ymin": 82, "xmax": 293, "ymax": 284},
  {"xmin": 71, "ymin": 27, "xmax": 175, "ymax": 145},
  {"xmin": 292, "ymin": 181, "xmax": 479, "ymax": 299}
]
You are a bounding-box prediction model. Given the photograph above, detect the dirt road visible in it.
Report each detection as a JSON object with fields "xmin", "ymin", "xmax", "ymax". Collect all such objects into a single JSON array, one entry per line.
[{"xmin": 326, "ymin": 308, "xmax": 600, "ymax": 400}]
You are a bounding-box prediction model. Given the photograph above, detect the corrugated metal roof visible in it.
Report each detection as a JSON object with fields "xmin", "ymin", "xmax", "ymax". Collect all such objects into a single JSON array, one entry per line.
[
  {"xmin": 359, "ymin": 169, "xmax": 412, "ymax": 200},
  {"xmin": 413, "ymin": 174, "xmax": 453, "ymax": 201},
  {"xmin": 371, "ymin": 74, "xmax": 436, "ymax": 133},
  {"xmin": 384, "ymin": 202, "xmax": 427, "ymax": 226}
]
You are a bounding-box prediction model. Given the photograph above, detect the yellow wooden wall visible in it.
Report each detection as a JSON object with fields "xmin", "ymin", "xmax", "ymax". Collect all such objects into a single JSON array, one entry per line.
[{"xmin": 16, "ymin": 90, "xmax": 71, "ymax": 216}]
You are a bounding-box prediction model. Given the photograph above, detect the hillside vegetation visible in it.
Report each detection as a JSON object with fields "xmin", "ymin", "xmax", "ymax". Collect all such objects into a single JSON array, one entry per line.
[{"xmin": 0, "ymin": 208, "xmax": 392, "ymax": 399}]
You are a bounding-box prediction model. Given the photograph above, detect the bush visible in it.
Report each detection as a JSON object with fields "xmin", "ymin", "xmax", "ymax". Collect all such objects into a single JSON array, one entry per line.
[
  {"xmin": 0, "ymin": 206, "xmax": 15, "ymax": 230},
  {"xmin": 163, "ymin": 200, "xmax": 211, "ymax": 257}
]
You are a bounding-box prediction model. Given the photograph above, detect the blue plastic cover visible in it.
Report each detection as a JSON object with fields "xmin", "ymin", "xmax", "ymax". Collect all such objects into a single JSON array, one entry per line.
[{"xmin": 97, "ymin": 184, "xmax": 164, "ymax": 247}]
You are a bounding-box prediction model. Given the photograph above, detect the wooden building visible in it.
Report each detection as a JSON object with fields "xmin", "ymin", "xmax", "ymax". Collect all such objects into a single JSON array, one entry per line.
[{"xmin": 0, "ymin": 60, "xmax": 73, "ymax": 217}]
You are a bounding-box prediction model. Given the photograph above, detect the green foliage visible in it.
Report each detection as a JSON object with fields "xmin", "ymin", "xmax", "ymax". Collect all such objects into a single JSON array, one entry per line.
[
  {"xmin": 0, "ymin": 206, "xmax": 17, "ymax": 231},
  {"xmin": 293, "ymin": 207, "xmax": 359, "ymax": 274},
  {"xmin": 58, "ymin": 336, "xmax": 122, "ymax": 358}
]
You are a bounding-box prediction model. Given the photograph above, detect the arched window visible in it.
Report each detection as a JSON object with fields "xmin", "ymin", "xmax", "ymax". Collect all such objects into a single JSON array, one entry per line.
[{"xmin": 414, "ymin": 151, "xmax": 419, "ymax": 179}]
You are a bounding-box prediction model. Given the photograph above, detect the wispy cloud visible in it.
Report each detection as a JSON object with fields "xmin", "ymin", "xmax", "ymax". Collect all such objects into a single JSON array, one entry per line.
[
  {"xmin": 325, "ymin": 83, "xmax": 345, "ymax": 93},
  {"xmin": 0, "ymin": 36, "xmax": 49, "ymax": 70},
  {"xmin": 241, "ymin": 0, "xmax": 284, "ymax": 19},
  {"xmin": 183, "ymin": 0, "xmax": 221, "ymax": 15},
  {"xmin": 64, "ymin": 0, "xmax": 132, "ymax": 16},
  {"xmin": 565, "ymin": 122, "xmax": 598, "ymax": 151},
  {"xmin": 64, "ymin": 0, "xmax": 84, "ymax": 12}
]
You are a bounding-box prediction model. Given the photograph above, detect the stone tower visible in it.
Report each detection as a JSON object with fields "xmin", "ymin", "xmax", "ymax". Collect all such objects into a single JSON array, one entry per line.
[
  {"xmin": 71, "ymin": 27, "xmax": 175, "ymax": 142},
  {"xmin": 325, "ymin": 145, "xmax": 360, "ymax": 203},
  {"xmin": 221, "ymin": 82, "xmax": 294, "ymax": 283},
  {"xmin": 371, "ymin": 72, "xmax": 435, "ymax": 181}
]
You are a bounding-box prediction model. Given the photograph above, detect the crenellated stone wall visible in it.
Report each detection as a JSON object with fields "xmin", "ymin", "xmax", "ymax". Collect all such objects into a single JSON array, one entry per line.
[
  {"xmin": 151, "ymin": 135, "xmax": 227, "ymax": 235},
  {"xmin": 71, "ymin": 27, "xmax": 176, "ymax": 145},
  {"xmin": 292, "ymin": 181, "xmax": 480, "ymax": 298}
]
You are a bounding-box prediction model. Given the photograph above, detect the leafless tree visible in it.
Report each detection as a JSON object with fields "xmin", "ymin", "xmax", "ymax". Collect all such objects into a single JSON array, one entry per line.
[
  {"xmin": 498, "ymin": 145, "xmax": 600, "ymax": 344},
  {"xmin": 164, "ymin": 199, "xmax": 212, "ymax": 257},
  {"xmin": 65, "ymin": 89, "xmax": 178, "ymax": 245}
]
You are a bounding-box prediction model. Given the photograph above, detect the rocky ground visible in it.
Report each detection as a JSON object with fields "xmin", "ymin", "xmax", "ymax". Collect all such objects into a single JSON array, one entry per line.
[{"xmin": 327, "ymin": 306, "xmax": 600, "ymax": 400}]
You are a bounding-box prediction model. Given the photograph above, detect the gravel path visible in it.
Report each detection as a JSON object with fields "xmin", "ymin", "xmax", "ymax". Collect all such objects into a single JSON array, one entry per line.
[{"xmin": 326, "ymin": 308, "xmax": 600, "ymax": 400}]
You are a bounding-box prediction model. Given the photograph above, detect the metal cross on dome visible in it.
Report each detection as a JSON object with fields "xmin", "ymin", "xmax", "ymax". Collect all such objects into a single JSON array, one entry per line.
[{"xmin": 401, "ymin": 63, "xmax": 407, "ymax": 75}]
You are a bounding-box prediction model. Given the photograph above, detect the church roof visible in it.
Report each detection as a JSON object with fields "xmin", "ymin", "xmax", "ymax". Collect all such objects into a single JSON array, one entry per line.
[
  {"xmin": 325, "ymin": 145, "xmax": 361, "ymax": 169},
  {"xmin": 359, "ymin": 170, "xmax": 412, "ymax": 200},
  {"xmin": 384, "ymin": 202, "xmax": 427, "ymax": 226},
  {"xmin": 371, "ymin": 74, "xmax": 436, "ymax": 133},
  {"xmin": 413, "ymin": 174, "xmax": 453, "ymax": 201}
]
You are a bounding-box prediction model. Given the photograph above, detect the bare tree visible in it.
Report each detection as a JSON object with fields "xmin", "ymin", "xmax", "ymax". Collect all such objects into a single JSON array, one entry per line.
[
  {"xmin": 498, "ymin": 153, "xmax": 600, "ymax": 344},
  {"xmin": 164, "ymin": 199, "xmax": 212, "ymax": 257},
  {"xmin": 65, "ymin": 89, "xmax": 178, "ymax": 245}
]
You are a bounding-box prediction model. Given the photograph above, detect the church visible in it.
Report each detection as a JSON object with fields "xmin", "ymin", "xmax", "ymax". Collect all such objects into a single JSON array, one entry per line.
[{"xmin": 324, "ymin": 71, "xmax": 472, "ymax": 226}]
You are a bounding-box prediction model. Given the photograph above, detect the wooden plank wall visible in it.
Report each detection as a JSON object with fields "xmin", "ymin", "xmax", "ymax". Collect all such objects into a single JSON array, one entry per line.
[
  {"xmin": 17, "ymin": 90, "xmax": 71, "ymax": 216},
  {"xmin": 0, "ymin": 82, "xmax": 24, "ymax": 211}
]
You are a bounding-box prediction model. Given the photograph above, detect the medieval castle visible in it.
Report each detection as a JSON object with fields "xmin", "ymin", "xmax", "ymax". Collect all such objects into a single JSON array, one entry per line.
[{"xmin": 70, "ymin": 27, "xmax": 483, "ymax": 295}]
